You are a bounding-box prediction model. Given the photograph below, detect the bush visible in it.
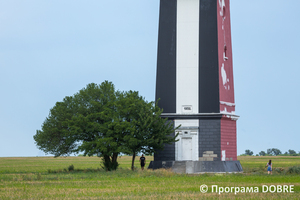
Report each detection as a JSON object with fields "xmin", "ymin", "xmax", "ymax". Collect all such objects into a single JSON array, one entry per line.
[
  {"xmin": 101, "ymin": 157, "xmax": 119, "ymax": 171},
  {"xmin": 245, "ymin": 149, "xmax": 253, "ymax": 156},
  {"xmin": 285, "ymin": 166, "xmax": 300, "ymax": 174},
  {"xmin": 68, "ymin": 164, "xmax": 74, "ymax": 171},
  {"xmin": 37, "ymin": 173, "xmax": 42, "ymax": 180},
  {"xmin": 274, "ymin": 167, "xmax": 284, "ymax": 174}
]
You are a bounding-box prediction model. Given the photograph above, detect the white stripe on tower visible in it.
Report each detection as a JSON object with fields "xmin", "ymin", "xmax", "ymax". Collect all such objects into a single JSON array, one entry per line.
[{"xmin": 176, "ymin": 0, "xmax": 200, "ymax": 114}]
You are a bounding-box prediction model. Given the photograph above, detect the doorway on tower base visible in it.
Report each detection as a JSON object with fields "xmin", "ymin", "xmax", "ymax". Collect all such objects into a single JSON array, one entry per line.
[
  {"xmin": 181, "ymin": 137, "xmax": 192, "ymax": 160},
  {"xmin": 175, "ymin": 123, "xmax": 199, "ymax": 161}
]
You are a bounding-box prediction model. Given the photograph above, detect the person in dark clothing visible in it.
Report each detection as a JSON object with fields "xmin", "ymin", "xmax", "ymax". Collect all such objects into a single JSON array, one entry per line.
[{"xmin": 140, "ymin": 154, "xmax": 146, "ymax": 170}]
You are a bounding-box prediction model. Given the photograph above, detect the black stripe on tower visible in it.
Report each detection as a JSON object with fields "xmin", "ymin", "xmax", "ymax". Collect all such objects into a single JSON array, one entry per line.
[
  {"xmin": 155, "ymin": 0, "xmax": 177, "ymax": 114},
  {"xmin": 199, "ymin": 119, "xmax": 221, "ymax": 161},
  {"xmin": 154, "ymin": 120, "xmax": 176, "ymax": 161},
  {"xmin": 199, "ymin": 0, "xmax": 220, "ymax": 113}
]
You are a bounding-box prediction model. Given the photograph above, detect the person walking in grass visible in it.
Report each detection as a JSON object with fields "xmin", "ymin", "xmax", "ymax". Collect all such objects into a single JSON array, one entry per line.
[
  {"xmin": 140, "ymin": 154, "xmax": 146, "ymax": 170},
  {"xmin": 266, "ymin": 160, "xmax": 272, "ymax": 175}
]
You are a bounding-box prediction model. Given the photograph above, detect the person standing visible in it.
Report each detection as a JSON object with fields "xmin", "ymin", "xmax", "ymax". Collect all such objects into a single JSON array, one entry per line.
[
  {"xmin": 140, "ymin": 154, "xmax": 146, "ymax": 170},
  {"xmin": 266, "ymin": 160, "xmax": 272, "ymax": 175}
]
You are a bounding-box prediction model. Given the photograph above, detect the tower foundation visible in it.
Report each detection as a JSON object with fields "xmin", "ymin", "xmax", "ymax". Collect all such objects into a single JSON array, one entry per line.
[{"xmin": 148, "ymin": 160, "xmax": 243, "ymax": 173}]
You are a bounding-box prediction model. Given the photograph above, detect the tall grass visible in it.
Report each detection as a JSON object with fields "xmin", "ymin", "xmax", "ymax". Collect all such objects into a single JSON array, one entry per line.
[
  {"xmin": 238, "ymin": 156, "xmax": 300, "ymax": 175},
  {"xmin": 0, "ymin": 156, "xmax": 299, "ymax": 199}
]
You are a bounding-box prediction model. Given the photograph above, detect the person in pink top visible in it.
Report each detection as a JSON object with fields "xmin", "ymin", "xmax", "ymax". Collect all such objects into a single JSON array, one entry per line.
[{"xmin": 266, "ymin": 160, "xmax": 272, "ymax": 175}]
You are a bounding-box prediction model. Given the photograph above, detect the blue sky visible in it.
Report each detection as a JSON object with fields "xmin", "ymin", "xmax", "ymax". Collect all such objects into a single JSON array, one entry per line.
[{"xmin": 0, "ymin": 0, "xmax": 299, "ymax": 157}]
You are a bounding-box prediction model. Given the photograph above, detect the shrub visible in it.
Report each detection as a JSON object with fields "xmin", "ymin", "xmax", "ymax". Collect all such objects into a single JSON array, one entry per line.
[
  {"xmin": 245, "ymin": 149, "xmax": 254, "ymax": 156},
  {"xmin": 274, "ymin": 167, "xmax": 284, "ymax": 174},
  {"xmin": 285, "ymin": 166, "xmax": 300, "ymax": 174},
  {"xmin": 68, "ymin": 164, "xmax": 74, "ymax": 172},
  {"xmin": 249, "ymin": 165, "xmax": 265, "ymax": 174},
  {"xmin": 101, "ymin": 157, "xmax": 119, "ymax": 171},
  {"xmin": 36, "ymin": 173, "xmax": 42, "ymax": 180}
]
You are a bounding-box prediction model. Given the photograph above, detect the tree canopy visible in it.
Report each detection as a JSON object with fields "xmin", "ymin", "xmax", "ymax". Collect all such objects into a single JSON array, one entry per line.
[
  {"xmin": 244, "ymin": 149, "xmax": 253, "ymax": 156},
  {"xmin": 34, "ymin": 81, "xmax": 178, "ymax": 170},
  {"xmin": 267, "ymin": 148, "xmax": 282, "ymax": 156},
  {"xmin": 244, "ymin": 148, "xmax": 300, "ymax": 157},
  {"xmin": 258, "ymin": 151, "xmax": 266, "ymax": 156}
]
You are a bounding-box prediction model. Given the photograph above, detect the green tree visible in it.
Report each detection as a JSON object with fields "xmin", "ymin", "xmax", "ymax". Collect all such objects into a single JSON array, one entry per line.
[
  {"xmin": 259, "ymin": 151, "xmax": 266, "ymax": 156},
  {"xmin": 34, "ymin": 81, "xmax": 179, "ymax": 171},
  {"xmin": 34, "ymin": 96, "xmax": 79, "ymax": 157},
  {"xmin": 34, "ymin": 81, "xmax": 126, "ymax": 170},
  {"xmin": 271, "ymin": 148, "xmax": 282, "ymax": 156},
  {"xmin": 288, "ymin": 149, "xmax": 297, "ymax": 156},
  {"xmin": 266, "ymin": 148, "xmax": 282, "ymax": 156},
  {"xmin": 267, "ymin": 148, "xmax": 272, "ymax": 155},
  {"xmin": 119, "ymin": 91, "xmax": 179, "ymax": 170},
  {"xmin": 245, "ymin": 149, "xmax": 253, "ymax": 156},
  {"xmin": 72, "ymin": 82, "xmax": 127, "ymax": 170}
]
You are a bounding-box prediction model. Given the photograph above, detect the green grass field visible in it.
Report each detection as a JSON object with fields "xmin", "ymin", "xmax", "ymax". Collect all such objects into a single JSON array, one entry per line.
[{"xmin": 0, "ymin": 156, "xmax": 299, "ymax": 199}]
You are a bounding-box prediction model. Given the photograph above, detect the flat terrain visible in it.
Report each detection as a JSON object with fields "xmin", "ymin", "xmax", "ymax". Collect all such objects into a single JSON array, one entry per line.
[{"xmin": 0, "ymin": 156, "xmax": 299, "ymax": 199}]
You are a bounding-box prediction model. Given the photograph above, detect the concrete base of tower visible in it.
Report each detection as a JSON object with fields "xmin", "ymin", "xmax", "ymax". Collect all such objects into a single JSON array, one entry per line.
[{"xmin": 147, "ymin": 160, "xmax": 243, "ymax": 174}]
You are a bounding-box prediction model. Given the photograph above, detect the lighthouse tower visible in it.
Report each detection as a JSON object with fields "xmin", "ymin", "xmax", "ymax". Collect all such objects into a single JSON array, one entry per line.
[{"xmin": 149, "ymin": 0, "xmax": 242, "ymax": 173}]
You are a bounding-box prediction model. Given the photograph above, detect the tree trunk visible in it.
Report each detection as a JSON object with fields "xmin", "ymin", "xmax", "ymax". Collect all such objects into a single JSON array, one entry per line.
[
  {"xmin": 112, "ymin": 153, "xmax": 119, "ymax": 170},
  {"xmin": 112, "ymin": 153, "xmax": 118, "ymax": 163},
  {"xmin": 131, "ymin": 152, "xmax": 136, "ymax": 171},
  {"xmin": 102, "ymin": 155, "xmax": 111, "ymax": 171},
  {"xmin": 102, "ymin": 153, "xmax": 119, "ymax": 171}
]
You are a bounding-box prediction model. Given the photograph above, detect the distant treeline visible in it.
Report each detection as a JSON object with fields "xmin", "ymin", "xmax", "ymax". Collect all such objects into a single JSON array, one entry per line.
[{"xmin": 241, "ymin": 148, "xmax": 300, "ymax": 156}]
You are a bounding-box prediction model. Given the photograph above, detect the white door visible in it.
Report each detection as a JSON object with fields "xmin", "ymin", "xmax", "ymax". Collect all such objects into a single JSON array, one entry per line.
[{"xmin": 182, "ymin": 138, "xmax": 192, "ymax": 160}]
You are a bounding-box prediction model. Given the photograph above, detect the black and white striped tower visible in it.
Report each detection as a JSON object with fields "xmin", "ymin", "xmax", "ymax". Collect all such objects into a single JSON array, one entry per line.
[{"xmin": 151, "ymin": 0, "xmax": 242, "ymax": 172}]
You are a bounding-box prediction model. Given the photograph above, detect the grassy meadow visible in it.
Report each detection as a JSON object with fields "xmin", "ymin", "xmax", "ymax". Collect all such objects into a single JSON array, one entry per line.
[{"xmin": 0, "ymin": 156, "xmax": 299, "ymax": 199}]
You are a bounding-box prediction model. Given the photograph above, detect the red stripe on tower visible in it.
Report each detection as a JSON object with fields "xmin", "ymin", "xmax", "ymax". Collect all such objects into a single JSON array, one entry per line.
[
  {"xmin": 217, "ymin": 0, "xmax": 237, "ymax": 161},
  {"xmin": 217, "ymin": 0, "xmax": 235, "ymax": 114},
  {"xmin": 221, "ymin": 118, "xmax": 237, "ymax": 161}
]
